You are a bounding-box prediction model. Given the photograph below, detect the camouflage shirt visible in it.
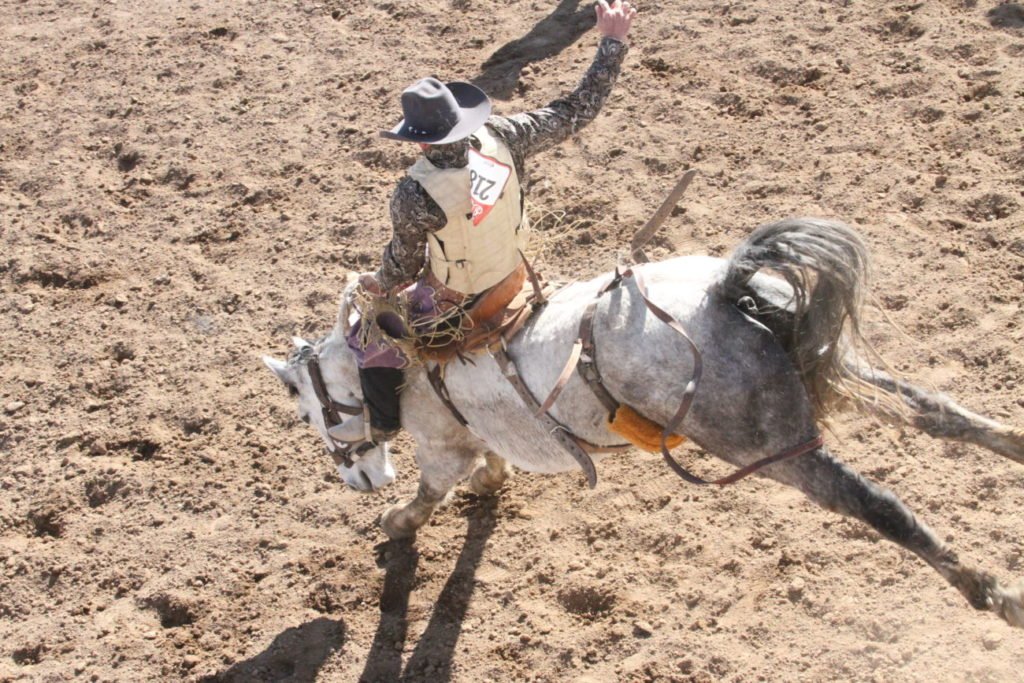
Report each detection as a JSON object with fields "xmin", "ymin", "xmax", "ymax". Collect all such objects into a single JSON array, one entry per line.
[{"xmin": 374, "ymin": 36, "xmax": 630, "ymax": 291}]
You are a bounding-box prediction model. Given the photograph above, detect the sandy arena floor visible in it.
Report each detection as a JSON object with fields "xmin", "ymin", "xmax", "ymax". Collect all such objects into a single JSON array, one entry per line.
[{"xmin": 2, "ymin": 1, "xmax": 1023, "ymax": 680}]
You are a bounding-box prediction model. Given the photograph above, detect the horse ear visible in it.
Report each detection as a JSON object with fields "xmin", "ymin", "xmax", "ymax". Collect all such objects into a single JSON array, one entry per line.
[
  {"xmin": 262, "ymin": 356, "xmax": 293, "ymax": 385},
  {"xmin": 291, "ymin": 336, "xmax": 313, "ymax": 351},
  {"xmin": 338, "ymin": 273, "xmax": 359, "ymax": 334}
]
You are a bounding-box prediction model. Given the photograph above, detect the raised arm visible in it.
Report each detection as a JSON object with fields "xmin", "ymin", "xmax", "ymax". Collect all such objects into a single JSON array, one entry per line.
[{"xmin": 488, "ymin": 0, "xmax": 637, "ymax": 169}]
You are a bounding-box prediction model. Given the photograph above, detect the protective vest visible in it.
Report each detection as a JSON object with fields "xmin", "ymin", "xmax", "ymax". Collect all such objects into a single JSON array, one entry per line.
[{"xmin": 408, "ymin": 126, "xmax": 529, "ymax": 295}]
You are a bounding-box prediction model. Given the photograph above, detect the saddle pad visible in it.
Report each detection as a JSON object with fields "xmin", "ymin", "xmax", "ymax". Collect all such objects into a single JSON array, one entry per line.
[{"xmin": 608, "ymin": 404, "xmax": 686, "ymax": 453}]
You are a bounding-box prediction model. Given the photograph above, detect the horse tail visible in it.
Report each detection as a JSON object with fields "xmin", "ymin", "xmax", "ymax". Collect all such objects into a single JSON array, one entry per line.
[{"xmin": 720, "ymin": 217, "xmax": 871, "ymax": 418}]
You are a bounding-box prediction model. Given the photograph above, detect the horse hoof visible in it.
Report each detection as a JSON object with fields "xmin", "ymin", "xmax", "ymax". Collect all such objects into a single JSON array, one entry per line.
[
  {"xmin": 997, "ymin": 579, "xmax": 1024, "ymax": 628},
  {"xmin": 380, "ymin": 505, "xmax": 416, "ymax": 541},
  {"xmin": 469, "ymin": 468, "xmax": 505, "ymax": 496}
]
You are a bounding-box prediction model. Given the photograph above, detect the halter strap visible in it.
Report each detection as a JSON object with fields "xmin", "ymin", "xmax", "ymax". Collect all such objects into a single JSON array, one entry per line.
[
  {"xmin": 306, "ymin": 355, "xmax": 362, "ymax": 429},
  {"xmin": 306, "ymin": 354, "xmax": 366, "ymax": 468}
]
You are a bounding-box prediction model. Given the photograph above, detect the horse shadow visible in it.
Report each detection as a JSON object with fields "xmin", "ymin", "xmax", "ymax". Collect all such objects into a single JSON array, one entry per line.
[
  {"xmin": 471, "ymin": 0, "xmax": 597, "ymax": 100},
  {"xmin": 213, "ymin": 617, "xmax": 345, "ymax": 682},
  {"xmin": 208, "ymin": 498, "xmax": 495, "ymax": 682},
  {"xmin": 359, "ymin": 496, "xmax": 498, "ymax": 683}
]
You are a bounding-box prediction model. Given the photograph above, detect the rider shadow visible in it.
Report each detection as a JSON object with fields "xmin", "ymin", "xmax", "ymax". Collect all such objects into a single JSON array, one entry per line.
[
  {"xmin": 214, "ymin": 617, "xmax": 345, "ymax": 682},
  {"xmin": 471, "ymin": 0, "xmax": 597, "ymax": 100},
  {"xmin": 359, "ymin": 496, "xmax": 498, "ymax": 683}
]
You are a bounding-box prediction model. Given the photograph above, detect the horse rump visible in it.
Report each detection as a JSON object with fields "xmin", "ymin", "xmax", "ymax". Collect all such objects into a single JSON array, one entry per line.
[
  {"xmin": 720, "ymin": 217, "xmax": 872, "ymax": 418},
  {"xmin": 720, "ymin": 217, "xmax": 1024, "ymax": 467}
]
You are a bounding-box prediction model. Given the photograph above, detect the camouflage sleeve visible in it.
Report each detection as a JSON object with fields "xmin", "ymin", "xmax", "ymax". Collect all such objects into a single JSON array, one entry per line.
[
  {"xmin": 374, "ymin": 176, "xmax": 446, "ymax": 291},
  {"xmin": 488, "ymin": 37, "xmax": 629, "ymax": 173}
]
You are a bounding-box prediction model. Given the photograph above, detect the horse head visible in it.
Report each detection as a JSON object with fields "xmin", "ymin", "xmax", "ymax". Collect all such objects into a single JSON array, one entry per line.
[{"xmin": 262, "ymin": 327, "xmax": 396, "ymax": 493}]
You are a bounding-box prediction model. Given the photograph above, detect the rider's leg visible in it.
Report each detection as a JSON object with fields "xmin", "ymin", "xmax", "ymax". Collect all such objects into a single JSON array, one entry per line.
[{"xmin": 360, "ymin": 366, "xmax": 403, "ymax": 441}]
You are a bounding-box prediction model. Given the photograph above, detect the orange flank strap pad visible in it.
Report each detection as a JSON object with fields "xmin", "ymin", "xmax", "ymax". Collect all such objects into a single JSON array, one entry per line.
[{"xmin": 608, "ymin": 405, "xmax": 685, "ymax": 453}]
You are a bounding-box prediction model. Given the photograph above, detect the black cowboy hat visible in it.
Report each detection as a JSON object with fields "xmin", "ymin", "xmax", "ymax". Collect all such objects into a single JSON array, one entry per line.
[{"xmin": 380, "ymin": 78, "xmax": 491, "ymax": 145}]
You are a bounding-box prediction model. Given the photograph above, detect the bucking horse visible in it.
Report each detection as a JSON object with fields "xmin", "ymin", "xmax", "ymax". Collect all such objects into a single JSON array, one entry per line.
[{"xmin": 264, "ymin": 217, "xmax": 1024, "ymax": 628}]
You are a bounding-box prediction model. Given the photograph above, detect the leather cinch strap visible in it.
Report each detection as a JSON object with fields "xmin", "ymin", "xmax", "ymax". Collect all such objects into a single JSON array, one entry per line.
[
  {"xmin": 494, "ymin": 347, "xmax": 599, "ymax": 489},
  {"xmin": 427, "ymin": 364, "xmax": 469, "ymax": 427},
  {"xmin": 665, "ymin": 434, "xmax": 825, "ymax": 486}
]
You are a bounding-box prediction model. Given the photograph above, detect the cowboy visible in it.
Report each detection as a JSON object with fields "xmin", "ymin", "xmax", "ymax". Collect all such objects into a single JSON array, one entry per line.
[{"xmin": 334, "ymin": 0, "xmax": 637, "ymax": 444}]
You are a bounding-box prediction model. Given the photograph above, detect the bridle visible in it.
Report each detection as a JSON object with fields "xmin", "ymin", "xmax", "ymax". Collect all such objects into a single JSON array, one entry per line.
[{"xmin": 305, "ymin": 353, "xmax": 375, "ymax": 469}]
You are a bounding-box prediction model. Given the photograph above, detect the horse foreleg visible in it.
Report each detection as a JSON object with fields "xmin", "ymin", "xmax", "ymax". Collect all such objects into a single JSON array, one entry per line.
[
  {"xmin": 849, "ymin": 365, "xmax": 1024, "ymax": 466},
  {"xmin": 469, "ymin": 451, "xmax": 513, "ymax": 496},
  {"xmin": 779, "ymin": 445, "xmax": 1024, "ymax": 628},
  {"xmin": 380, "ymin": 444, "xmax": 477, "ymax": 540}
]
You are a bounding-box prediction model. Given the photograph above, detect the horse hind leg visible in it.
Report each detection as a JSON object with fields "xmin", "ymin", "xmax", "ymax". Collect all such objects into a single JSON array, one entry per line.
[
  {"xmin": 380, "ymin": 444, "xmax": 478, "ymax": 540},
  {"xmin": 849, "ymin": 364, "xmax": 1024, "ymax": 466},
  {"xmin": 469, "ymin": 451, "xmax": 513, "ymax": 496},
  {"xmin": 767, "ymin": 444, "xmax": 1024, "ymax": 628}
]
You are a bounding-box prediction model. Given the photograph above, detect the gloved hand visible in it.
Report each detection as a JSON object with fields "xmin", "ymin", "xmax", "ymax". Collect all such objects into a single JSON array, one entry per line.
[{"xmin": 358, "ymin": 273, "xmax": 384, "ymax": 297}]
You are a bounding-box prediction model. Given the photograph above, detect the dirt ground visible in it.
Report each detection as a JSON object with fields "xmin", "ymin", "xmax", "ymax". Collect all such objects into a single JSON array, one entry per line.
[{"xmin": 2, "ymin": 0, "xmax": 1024, "ymax": 681}]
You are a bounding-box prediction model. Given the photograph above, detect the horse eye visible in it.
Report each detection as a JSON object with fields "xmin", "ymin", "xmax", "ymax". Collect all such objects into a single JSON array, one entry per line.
[
  {"xmin": 300, "ymin": 413, "xmax": 311, "ymax": 424},
  {"xmin": 288, "ymin": 385, "xmax": 299, "ymax": 398}
]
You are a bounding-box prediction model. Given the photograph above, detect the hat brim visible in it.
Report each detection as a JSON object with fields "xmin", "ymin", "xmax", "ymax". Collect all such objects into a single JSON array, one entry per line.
[{"xmin": 380, "ymin": 81, "xmax": 491, "ymax": 145}]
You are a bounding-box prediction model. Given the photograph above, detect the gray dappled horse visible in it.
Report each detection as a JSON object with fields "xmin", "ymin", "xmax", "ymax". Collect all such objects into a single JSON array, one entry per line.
[{"xmin": 265, "ymin": 218, "xmax": 1024, "ymax": 628}]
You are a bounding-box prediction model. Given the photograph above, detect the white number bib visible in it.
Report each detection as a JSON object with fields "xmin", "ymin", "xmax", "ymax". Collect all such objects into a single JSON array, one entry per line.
[{"xmin": 467, "ymin": 148, "xmax": 512, "ymax": 226}]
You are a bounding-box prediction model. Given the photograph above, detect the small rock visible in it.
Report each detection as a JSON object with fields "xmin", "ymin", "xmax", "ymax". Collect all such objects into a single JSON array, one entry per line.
[
  {"xmin": 4, "ymin": 401, "xmax": 25, "ymax": 415},
  {"xmin": 143, "ymin": 630, "xmax": 158, "ymax": 640},
  {"xmin": 182, "ymin": 654, "xmax": 201, "ymax": 668},
  {"xmin": 633, "ymin": 620, "xmax": 654, "ymax": 637},
  {"xmin": 982, "ymin": 630, "xmax": 1003, "ymax": 651},
  {"xmin": 787, "ymin": 577, "xmax": 806, "ymax": 601},
  {"xmin": 17, "ymin": 299, "xmax": 35, "ymax": 314}
]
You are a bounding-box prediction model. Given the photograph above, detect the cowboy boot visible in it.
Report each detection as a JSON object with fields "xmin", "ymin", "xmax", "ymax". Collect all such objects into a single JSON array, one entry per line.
[{"xmin": 328, "ymin": 414, "xmax": 371, "ymax": 444}]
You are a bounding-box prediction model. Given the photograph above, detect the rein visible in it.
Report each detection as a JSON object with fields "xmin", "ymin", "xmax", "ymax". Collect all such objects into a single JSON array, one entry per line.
[{"xmin": 306, "ymin": 354, "xmax": 371, "ymax": 468}]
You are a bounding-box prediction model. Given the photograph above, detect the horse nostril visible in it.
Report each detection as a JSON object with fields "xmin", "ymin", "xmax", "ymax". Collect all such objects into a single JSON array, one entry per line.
[{"xmin": 301, "ymin": 413, "xmax": 310, "ymax": 424}]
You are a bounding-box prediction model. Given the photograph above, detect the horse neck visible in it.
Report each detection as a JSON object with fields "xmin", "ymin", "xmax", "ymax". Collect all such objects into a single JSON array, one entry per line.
[{"xmin": 317, "ymin": 331, "xmax": 361, "ymax": 395}]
